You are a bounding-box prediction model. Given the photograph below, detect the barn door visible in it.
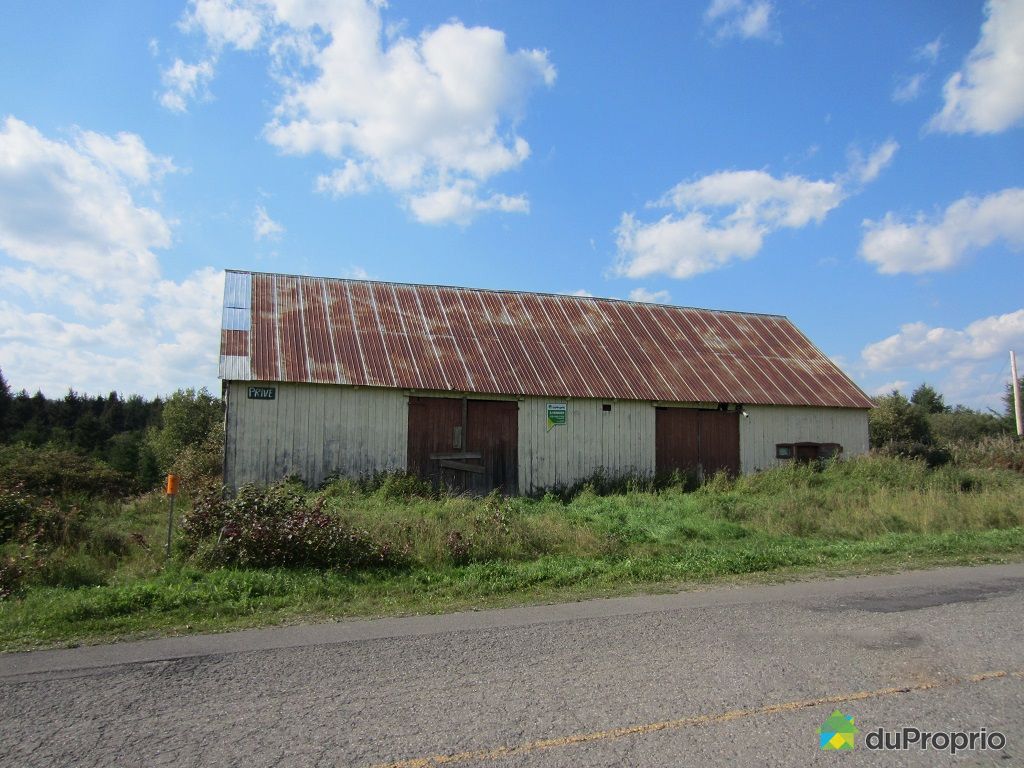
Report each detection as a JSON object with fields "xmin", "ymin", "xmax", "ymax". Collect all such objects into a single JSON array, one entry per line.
[
  {"xmin": 698, "ymin": 410, "xmax": 740, "ymax": 476},
  {"xmin": 656, "ymin": 407, "xmax": 740, "ymax": 478},
  {"xmin": 655, "ymin": 407, "xmax": 699, "ymax": 475},
  {"xmin": 407, "ymin": 397, "xmax": 518, "ymax": 494}
]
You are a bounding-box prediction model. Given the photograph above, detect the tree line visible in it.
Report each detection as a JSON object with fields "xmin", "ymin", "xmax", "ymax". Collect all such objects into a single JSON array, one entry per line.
[
  {"xmin": 0, "ymin": 368, "xmax": 222, "ymax": 490},
  {"xmin": 869, "ymin": 380, "xmax": 1023, "ymax": 448},
  {"xmin": 1, "ymin": 365, "xmax": 1020, "ymax": 494}
]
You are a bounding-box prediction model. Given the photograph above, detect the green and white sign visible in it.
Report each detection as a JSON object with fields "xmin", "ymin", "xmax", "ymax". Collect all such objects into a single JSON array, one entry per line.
[{"xmin": 546, "ymin": 403, "xmax": 567, "ymax": 431}]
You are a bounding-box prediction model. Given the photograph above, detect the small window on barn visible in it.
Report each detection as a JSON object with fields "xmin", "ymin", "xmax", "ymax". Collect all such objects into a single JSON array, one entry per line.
[
  {"xmin": 602, "ymin": 403, "xmax": 612, "ymax": 412},
  {"xmin": 819, "ymin": 443, "xmax": 843, "ymax": 460},
  {"xmin": 776, "ymin": 444, "xmax": 794, "ymax": 459}
]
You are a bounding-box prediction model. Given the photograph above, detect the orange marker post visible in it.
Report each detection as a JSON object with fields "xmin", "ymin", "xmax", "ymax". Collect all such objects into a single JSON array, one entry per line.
[{"xmin": 165, "ymin": 474, "xmax": 178, "ymax": 559}]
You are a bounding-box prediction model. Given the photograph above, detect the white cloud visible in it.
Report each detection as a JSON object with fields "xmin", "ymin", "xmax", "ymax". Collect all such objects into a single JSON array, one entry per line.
[
  {"xmin": 616, "ymin": 140, "xmax": 897, "ymax": 280},
  {"xmin": 628, "ymin": 287, "xmax": 672, "ymax": 304},
  {"xmin": 183, "ymin": 0, "xmax": 264, "ymax": 50},
  {"xmin": 861, "ymin": 309, "xmax": 1024, "ymax": 409},
  {"xmin": 916, "ymin": 35, "xmax": 944, "ymax": 64},
  {"xmin": 892, "ymin": 37, "xmax": 942, "ymax": 105},
  {"xmin": 704, "ymin": 0, "xmax": 780, "ymax": 42},
  {"xmin": 315, "ymin": 160, "xmax": 372, "ymax": 197},
  {"xmin": 253, "ymin": 204, "xmax": 284, "ymax": 240},
  {"xmin": 564, "ymin": 289, "xmax": 594, "ymax": 297},
  {"xmin": 892, "ymin": 73, "xmax": 925, "ymax": 103},
  {"xmin": 844, "ymin": 139, "xmax": 899, "ymax": 185},
  {"xmin": 340, "ymin": 265, "xmax": 371, "ymax": 280},
  {"xmin": 860, "ymin": 187, "xmax": 1024, "ymax": 273},
  {"xmin": 871, "ymin": 380, "xmax": 910, "ymax": 396},
  {"xmin": 862, "ymin": 310, "xmax": 1024, "ymax": 371},
  {"xmin": 616, "ymin": 173, "xmax": 835, "ymax": 280},
  {"xmin": 75, "ymin": 129, "xmax": 176, "ymax": 184},
  {"xmin": 0, "ymin": 117, "xmax": 170, "ymax": 291},
  {"xmin": 408, "ymin": 182, "xmax": 529, "ymax": 226},
  {"xmin": 929, "ymin": 0, "xmax": 1024, "ymax": 134},
  {"xmin": 165, "ymin": 0, "xmax": 554, "ymax": 224},
  {"xmin": 0, "ymin": 117, "xmax": 221, "ymax": 396},
  {"xmin": 159, "ymin": 57, "xmax": 215, "ymax": 112}
]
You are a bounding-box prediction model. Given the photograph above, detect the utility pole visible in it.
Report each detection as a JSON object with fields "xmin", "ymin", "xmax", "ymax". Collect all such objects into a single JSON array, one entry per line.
[{"xmin": 1012, "ymin": 350, "xmax": 1023, "ymax": 437}]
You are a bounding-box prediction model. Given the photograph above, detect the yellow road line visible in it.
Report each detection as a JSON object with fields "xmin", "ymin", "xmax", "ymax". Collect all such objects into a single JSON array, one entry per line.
[{"xmin": 370, "ymin": 670, "xmax": 1019, "ymax": 768}]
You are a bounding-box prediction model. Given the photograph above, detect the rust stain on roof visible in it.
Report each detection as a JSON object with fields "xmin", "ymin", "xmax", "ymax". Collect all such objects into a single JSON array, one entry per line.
[{"xmin": 219, "ymin": 270, "xmax": 874, "ymax": 409}]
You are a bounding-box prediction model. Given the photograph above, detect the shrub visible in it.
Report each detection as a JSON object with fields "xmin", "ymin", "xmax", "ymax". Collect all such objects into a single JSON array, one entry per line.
[
  {"xmin": 319, "ymin": 471, "xmax": 436, "ymax": 500},
  {"xmin": 0, "ymin": 443, "xmax": 133, "ymax": 497},
  {"xmin": 948, "ymin": 435, "xmax": 1024, "ymax": 472},
  {"xmin": 0, "ymin": 556, "xmax": 26, "ymax": 600},
  {"xmin": 0, "ymin": 482, "xmax": 34, "ymax": 544},
  {"xmin": 18, "ymin": 499, "xmax": 89, "ymax": 548},
  {"xmin": 170, "ymin": 421, "xmax": 224, "ymax": 488},
  {"xmin": 929, "ymin": 408, "xmax": 1007, "ymax": 444},
  {"xmin": 869, "ymin": 392, "xmax": 931, "ymax": 447},
  {"xmin": 145, "ymin": 388, "xmax": 223, "ymax": 475},
  {"xmin": 875, "ymin": 441, "xmax": 951, "ymax": 468},
  {"xmin": 180, "ymin": 482, "xmax": 400, "ymax": 569},
  {"xmin": 0, "ymin": 481, "xmax": 89, "ymax": 547}
]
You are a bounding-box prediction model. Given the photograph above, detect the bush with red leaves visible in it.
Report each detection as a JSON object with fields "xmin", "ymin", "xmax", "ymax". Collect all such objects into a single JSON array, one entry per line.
[{"xmin": 180, "ymin": 482, "xmax": 399, "ymax": 570}]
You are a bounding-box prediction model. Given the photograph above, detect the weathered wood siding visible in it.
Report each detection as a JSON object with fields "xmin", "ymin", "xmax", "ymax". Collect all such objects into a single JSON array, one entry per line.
[
  {"xmin": 224, "ymin": 382, "xmax": 407, "ymax": 488},
  {"xmin": 738, "ymin": 405, "xmax": 869, "ymax": 474},
  {"xmin": 517, "ymin": 398, "xmax": 655, "ymax": 493}
]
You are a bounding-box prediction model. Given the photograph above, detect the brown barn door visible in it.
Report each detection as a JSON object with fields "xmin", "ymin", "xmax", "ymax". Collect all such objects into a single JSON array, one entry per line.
[
  {"xmin": 655, "ymin": 407, "xmax": 699, "ymax": 475},
  {"xmin": 407, "ymin": 397, "xmax": 518, "ymax": 494},
  {"xmin": 656, "ymin": 407, "xmax": 740, "ymax": 478},
  {"xmin": 698, "ymin": 410, "xmax": 740, "ymax": 476}
]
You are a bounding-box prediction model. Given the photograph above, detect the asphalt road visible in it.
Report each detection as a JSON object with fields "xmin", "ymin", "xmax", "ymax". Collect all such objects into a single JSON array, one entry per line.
[{"xmin": 2, "ymin": 564, "xmax": 1023, "ymax": 767}]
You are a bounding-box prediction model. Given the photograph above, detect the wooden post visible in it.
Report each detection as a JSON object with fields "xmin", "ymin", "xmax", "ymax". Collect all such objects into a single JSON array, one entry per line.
[
  {"xmin": 165, "ymin": 474, "xmax": 179, "ymax": 559},
  {"xmin": 1012, "ymin": 350, "xmax": 1023, "ymax": 437}
]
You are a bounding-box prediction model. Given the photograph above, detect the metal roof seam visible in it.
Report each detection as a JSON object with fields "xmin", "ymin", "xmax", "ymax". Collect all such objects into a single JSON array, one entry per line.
[
  {"xmin": 552, "ymin": 298, "xmax": 616, "ymax": 399},
  {"xmin": 319, "ymin": 279, "xmax": 345, "ymax": 385},
  {"xmin": 574, "ymin": 298, "xmax": 644, "ymax": 401},
  {"xmin": 366, "ymin": 282, "xmax": 399, "ymax": 387},
  {"xmin": 386, "ymin": 282, "xmax": 426, "ymax": 390},
  {"xmin": 533, "ymin": 293, "xmax": 592, "ymax": 398},
  {"xmin": 411, "ymin": 284, "xmax": 453, "ymax": 392},
  {"xmin": 510, "ymin": 292, "xmax": 570, "ymax": 397},
  {"xmin": 455, "ymin": 289, "xmax": 501, "ymax": 394},
  {"xmin": 226, "ymin": 272, "xmax": 871, "ymax": 409},
  {"xmin": 342, "ymin": 281, "xmax": 372, "ymax": 386}
]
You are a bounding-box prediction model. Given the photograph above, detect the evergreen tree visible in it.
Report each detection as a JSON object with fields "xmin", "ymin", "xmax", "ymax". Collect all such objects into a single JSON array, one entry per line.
[
  {"xmin": 0, "ymin": 368, "xmax": 10, "ymax": 441},
  {"xmin": 910, "ymin": 383, "xmax": 948, "ymax": 414}
]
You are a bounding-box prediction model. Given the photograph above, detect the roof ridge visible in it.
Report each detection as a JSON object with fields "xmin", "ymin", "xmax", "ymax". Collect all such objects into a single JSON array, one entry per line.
[{"xmin": 223, "ymin": 268, "xmax": 789, "ymax": 320}]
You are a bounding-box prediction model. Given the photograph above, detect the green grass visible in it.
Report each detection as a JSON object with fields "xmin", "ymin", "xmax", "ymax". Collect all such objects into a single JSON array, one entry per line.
[{"xmin": 3, "ymin": 454, "xmax": 1024, "ymax": 651}]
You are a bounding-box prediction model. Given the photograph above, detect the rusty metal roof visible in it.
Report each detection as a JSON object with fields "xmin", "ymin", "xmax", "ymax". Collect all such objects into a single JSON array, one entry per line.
[{"xmin": 219, "ymin": 270, "xmax": 873, "ymax": 408}]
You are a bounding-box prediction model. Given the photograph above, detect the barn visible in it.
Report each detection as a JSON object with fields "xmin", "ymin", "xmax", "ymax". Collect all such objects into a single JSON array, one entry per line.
[{"xmin": 218, "ymin": 270, "xmax": 874, "ymax": 493}]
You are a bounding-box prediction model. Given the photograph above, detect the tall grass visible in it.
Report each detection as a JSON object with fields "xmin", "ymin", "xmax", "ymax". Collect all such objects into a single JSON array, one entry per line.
[
  {"xmin": 3, "ymin": 454, "xmax": 1024, "ymax": 648},
  {"xmin": 947, "ymin": 434, "xmax": 1024, "ymax": 472}
]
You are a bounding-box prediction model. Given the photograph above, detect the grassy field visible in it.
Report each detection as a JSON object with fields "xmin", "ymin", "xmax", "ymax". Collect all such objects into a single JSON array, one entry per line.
[{"xmin": 2, "ymin": 455, "xmax": 1024, "ymax": 651}]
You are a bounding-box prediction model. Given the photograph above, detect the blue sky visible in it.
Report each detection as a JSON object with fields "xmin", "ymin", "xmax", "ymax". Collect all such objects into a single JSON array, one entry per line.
[{"xmin": 1, "ymin": 0, "xmax": 1022, "ymax": 408}]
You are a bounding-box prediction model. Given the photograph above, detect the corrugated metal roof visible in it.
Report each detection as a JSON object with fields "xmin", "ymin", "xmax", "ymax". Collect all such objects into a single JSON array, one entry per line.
[{"xmin": 218, "ymin": 270, "xmax": 874, "ymax": 409}]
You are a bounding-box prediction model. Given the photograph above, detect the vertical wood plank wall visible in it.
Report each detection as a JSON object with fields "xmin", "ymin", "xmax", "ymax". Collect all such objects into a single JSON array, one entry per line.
[
  {"xmin": 517, "ymin": 398, "xmax": 656, "ymax": 493},
  {"xmin": 738, "ymin": 405, "xmax": 869, "ymax": 474},
  {"xmin": 224, "ymin": 383, "xmax": 870, "ymax": 490},
  {"xmin": 224, "ymin": 382, "xmax": 407, "ymax": 488}
]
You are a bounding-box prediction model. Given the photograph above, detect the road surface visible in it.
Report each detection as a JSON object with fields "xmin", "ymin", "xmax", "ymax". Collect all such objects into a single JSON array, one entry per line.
[{"xmin": 2, "ymin": 564, "xmax": 1023, "ymax": 767}]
